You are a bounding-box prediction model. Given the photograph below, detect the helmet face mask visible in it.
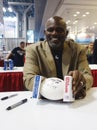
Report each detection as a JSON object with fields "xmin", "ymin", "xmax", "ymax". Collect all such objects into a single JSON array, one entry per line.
[{"xmin": 40, "ymin": 77, "xmax": 64, "ymax": 100}]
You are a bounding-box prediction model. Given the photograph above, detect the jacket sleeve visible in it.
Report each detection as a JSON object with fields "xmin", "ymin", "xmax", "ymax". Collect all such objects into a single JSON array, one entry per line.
[
  {"xmin": 23, "ymin": 45, "xmax": 43, "ymax": 91},
  {"xmin": 68, "ymin": 41, "xmax": 93, "ymax": 90},
  {"xmin": 77, "ymin": 45, "xmax": 93, "ymax": 90}
]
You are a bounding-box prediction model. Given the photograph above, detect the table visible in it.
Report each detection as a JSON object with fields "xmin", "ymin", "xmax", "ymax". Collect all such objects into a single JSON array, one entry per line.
[
  {"xmin": 0, "ymin": 65, "xmax": 97, "ymax": 92},
  {"xmin": 0, "ymin": 88, "xmax": 97, "ymax": 130},
  {"xmin": 0, "ymin": 67, "xmax": 25, "ymax": 92},
  {"xmin": 89, "ymin": 64, "xmax": 97, "ymax": 87}
]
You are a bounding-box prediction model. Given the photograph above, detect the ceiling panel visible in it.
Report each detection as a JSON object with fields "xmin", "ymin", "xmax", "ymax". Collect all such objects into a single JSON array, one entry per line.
[
  {"xmin": 3, "ymin": 0, "xmax": 34, "ymax": 17},
  {"xmin": 3, "ymin": 0, "xmax": 97, "ymax": 39},
  {"xmin": 55, "ymin": 0, "xmax": 97, "ymax": 36}
]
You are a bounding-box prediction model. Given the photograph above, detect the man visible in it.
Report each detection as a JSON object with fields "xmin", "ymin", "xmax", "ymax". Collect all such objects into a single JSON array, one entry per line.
[
  {"xmin": 23, "ymin": 16, "xmax": 93, "ymax": 99},
  {"xmin": 7, "ymin": 41, "xmax": 25, "ymax": 67}
]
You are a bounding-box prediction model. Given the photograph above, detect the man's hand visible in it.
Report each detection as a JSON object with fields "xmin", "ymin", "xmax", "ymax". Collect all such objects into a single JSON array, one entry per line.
[{"xmin": 68, "ymin": 70, "xmax": 86, "ymax": 99}]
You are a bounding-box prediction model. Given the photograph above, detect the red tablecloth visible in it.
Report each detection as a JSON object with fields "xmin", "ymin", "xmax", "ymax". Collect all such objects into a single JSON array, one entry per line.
[
  {"xmin": 91, "ymin": 70, "xmax": 97, "ymax": 87},
  {"xmin": 0, "ymin": 69, "xmax": 96, "ymax": 92},
  {"xmin": 0, "ymin": 72, "xmax": 25, "ymax": 92}
]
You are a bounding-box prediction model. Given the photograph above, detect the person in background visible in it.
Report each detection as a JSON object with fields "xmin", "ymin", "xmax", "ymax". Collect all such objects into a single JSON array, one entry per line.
[
  {"xmin": 23, "ymin": 16, "xmax": 93, "ymax": 99},
  {"xmin": 86, "ymin": 42, "xmax": 94, "ymax": 64},
  {"xmin": 92, "ymin": 39, "xmax": 97, "ymax": 64},
  {"xmin": 6, "ymin": 41, "xmax": 25, "ymax": 67},
  {"xmin": 39, "ymin": 38, "xmax": 45, "ymax": 41}
]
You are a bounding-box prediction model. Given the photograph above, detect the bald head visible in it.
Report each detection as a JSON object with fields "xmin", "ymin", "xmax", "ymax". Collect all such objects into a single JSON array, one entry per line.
[{"xmin": 45, "ymin": 16, "xmax": 67, "ymax": 30}]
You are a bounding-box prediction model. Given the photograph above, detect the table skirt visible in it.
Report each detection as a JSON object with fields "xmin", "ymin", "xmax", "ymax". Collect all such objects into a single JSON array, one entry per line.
[
  {"xmin": 0, "ymin": 72, "xmax": 25, "ymax": 92},
  {"xmin": 91, "ymin": 70, "xmax": 97, "ymax": 87}
]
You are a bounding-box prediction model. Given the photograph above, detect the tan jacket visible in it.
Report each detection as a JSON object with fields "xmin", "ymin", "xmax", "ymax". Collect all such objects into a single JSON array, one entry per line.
[{"xmin": 23, "ymin": 40, "xmax": 93, "ymax": 91}]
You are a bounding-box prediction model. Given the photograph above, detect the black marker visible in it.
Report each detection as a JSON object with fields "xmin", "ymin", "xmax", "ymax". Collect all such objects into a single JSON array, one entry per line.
[
  {"xmin": 1, "ymin": 94, "xmax": 18, "ymax": 100},
  {"xmin": 6, "ymin": 98, "xmax": 28, "ymax": 110}
]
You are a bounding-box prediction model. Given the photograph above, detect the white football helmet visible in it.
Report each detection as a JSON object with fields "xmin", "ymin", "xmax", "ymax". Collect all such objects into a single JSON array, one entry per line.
[{"xmin": 40, "ymin": 77, "xmax": 64, "ymax": 100}]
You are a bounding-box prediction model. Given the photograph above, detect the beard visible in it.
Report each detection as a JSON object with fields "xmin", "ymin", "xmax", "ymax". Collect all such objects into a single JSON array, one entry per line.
[
  {"xmin": 49, "ymin": 41, "xmax": 63, "ymax": 49},
  {"xmin": 48, "ymin": 38, "xmax": 65, "ymax": 51}
]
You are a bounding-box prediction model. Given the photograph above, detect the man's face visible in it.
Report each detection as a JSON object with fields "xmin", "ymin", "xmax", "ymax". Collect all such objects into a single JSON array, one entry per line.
[
  {"xmin": 20, "ymin": 43, "xmax": 25, "ymax": 49},
  {"xmin": 44, "ymin": 19, "xmax": 67, "ymax": 50}
]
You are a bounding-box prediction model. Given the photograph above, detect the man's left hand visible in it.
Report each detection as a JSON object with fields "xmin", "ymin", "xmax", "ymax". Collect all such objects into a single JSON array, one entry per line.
[{"xmin": 68, "ymin": 70, "xmax": 86, "ymax": 99}]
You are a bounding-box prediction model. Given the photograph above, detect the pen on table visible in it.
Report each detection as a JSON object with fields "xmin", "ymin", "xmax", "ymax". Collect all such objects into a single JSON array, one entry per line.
[
  {"xmin": 1, "ymin": 94, "xmax": 18, "ymax": 100},
  {"xmin": 6, "ymin": 98, "xmax": 28, "ymax": 110}
]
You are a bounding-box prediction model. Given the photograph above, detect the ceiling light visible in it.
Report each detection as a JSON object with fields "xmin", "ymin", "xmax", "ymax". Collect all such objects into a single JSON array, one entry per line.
[
  {"xmin": 75, "ymin": 20, "xmax": 78, "ymax": 23},
  {"xmin": 73, "ymin": 14, "xmax": 77, "ymax": 17},
  {"xmin": 86, "ymin": 12, "xmax": 90, "ymax": 15},
  {"xmin": 66, "ymin": 20, "xmax": 70, "ymax": 24},
  {"xmin": 76, "ymin": 11, "xmax": 80, "ymax": 14},
  {"xmin": 82, "ymin": 14, "xmax": 86, "ymax": 17}
]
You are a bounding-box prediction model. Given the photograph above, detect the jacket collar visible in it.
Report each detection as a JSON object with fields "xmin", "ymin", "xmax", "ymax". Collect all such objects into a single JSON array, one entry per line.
[{"xmin": 43, "ymin": 40, "xmax": 73, "ymax": 76}]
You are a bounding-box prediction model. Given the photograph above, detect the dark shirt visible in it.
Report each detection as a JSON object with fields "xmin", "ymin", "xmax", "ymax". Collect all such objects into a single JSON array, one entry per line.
[
  {"xmin": 51, "ymin": 49, "xmax": 63, "ymax": 79},
  {"xmin": 87, "ymin": 54, "xmax": 93, "ymax": 64},
  {"xmin": 92, "ymin": 40, "xmax": 97, "ymax": 64},
  {"xmin": 12, "ymin": 47, "xmax": 25, "ymax": 67}
]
